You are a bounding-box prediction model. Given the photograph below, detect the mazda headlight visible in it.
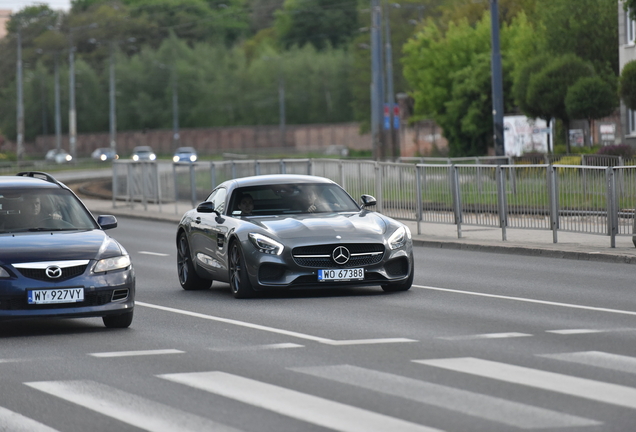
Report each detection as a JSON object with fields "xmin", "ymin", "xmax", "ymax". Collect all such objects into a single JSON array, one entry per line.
[
  {"xmin": 93, "ymin": 255, "xmax": 131, "ymax": 273},
  {"xmin": 388, "ymin": 226, "xmax": 410, "ymax": 250},
  {"xmin": 249, "ymin": 233, "xmax": 284, "ymax": 255}
]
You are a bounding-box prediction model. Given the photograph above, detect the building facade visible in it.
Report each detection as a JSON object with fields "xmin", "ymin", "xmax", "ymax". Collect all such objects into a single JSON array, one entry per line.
[{"xmin": 620, "ymin": 1, "xmax": 636, "ymax": 146}]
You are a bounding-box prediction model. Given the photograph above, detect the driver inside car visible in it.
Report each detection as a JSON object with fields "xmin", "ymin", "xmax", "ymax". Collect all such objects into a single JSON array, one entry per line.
[{"xmin": 24, "ymin": 195, "xmax": 62, "ymax": 223}]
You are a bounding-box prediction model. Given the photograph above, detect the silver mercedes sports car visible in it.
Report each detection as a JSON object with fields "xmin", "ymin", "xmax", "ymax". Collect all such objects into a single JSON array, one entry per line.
[{"xmin": 176, "ymin": 174, "xmax": 413, "ymax": 298}]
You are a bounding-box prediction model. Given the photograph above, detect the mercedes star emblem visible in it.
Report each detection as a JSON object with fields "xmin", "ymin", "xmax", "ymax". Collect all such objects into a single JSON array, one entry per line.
[{"xmin": 332, "ymin": 246, "xmax": 350, "ymax": 265}]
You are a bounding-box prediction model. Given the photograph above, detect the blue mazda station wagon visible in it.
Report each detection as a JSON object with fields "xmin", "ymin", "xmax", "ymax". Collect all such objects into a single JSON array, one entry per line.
[{"xmin": 0, "ymin": 172, "xmax": 135, "ymax": 328}]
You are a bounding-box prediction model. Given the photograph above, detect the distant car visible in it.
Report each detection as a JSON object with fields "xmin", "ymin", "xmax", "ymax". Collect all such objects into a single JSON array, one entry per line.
[
  {"xmin": 0, "ymin": 171, "xmax": 135, "ymax": 328},
  {"xmin": 173, "ymin": 147, "xmax": 198, "ymax": 163},
  {"xmin": 176, "ymin": 174, "xmax": 414, "ymax": 298},
  {"xmin": 45, "ymin": 149, "xmax": 72, "ymax": 164},
  {"xmin": 131, "ymin": 146, "xmax": 156, "ymax": 162},
  {"xmin": 91, "ymin": 148, "xmax": 119, "ymax": 162}
]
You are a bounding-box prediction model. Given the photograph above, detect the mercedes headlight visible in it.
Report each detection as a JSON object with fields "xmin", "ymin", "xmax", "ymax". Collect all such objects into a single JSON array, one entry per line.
[
  {"xmin": 93, "ymin": 255, "xmax": 131, "ymax": 273},
  {"xmin": 388, "ymin": 226, "xmax": 410, "ymax": 250},
  {"xmin": 249, "ymin": 233, "xmax": 284, "ymax": 255}
]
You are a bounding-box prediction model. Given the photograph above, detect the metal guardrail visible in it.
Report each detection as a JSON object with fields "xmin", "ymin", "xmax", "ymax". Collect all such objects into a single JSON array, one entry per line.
[{"xmin": 112, "ymin": 159, "xmax": 636, "ymax": 247}]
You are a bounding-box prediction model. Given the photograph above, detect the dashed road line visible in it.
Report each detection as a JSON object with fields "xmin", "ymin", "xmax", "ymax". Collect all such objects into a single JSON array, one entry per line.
[
  {"xmin": 438, "ymin": 332, "xmax": 532, "ymax": 341},
  {"xmin": 89, "ymin": 349, "xmax": 184, "ymax": 358}
]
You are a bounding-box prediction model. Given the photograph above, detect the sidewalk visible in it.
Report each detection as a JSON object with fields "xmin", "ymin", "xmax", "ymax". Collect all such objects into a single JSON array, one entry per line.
[{"xmin": 80, "ymin": 197, "xmax": 636, "ymax": 265}]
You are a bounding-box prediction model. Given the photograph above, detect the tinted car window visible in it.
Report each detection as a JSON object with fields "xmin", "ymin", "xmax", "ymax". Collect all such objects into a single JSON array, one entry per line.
[
  {"xmin": 230, "ymin": 183, "xmax": 359, "ymax": 216},
  {"xmin": 0, "ymin": 188, "xmax": 98, "ymax": 233}
]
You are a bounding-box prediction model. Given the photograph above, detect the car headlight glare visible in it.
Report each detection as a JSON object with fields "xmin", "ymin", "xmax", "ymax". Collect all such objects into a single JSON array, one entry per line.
[
  {"xmin": 190, "ymin": 155, "xmax": 197, "ymax": 162},
  {"xmin": 0, "ymin": 267, "xmax": 10, "ymax": 278},
  {"xmin": 248, "ymin": 233, "xmax": 284, "ymax": 255},
  {"xmin": 173, "ymin": 155, "xmax": 180, "ymax": 162},
  {"xmin": 388, "ymin": 226, "xmax": 409, "ymax": 250},
  {"xmin": 149, "ymin": 153, "xmax": 157, "ymax": 161},
  {"xmin": 100, "ymin": 154, "xmax": 107, "ymax": 161},
  {"xmin": 132, "ymin": 155, "xmax": 139, "ymax": 161},
  {"xmin": 93, "ymin": 255, "xmax": 131, "ymax": 273}
]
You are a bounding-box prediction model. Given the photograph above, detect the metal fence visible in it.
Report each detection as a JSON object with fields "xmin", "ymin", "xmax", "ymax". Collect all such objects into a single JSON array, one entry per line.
[{"xmin": 112, "ymin": 159, "xmax": 636, "ymax": 247}]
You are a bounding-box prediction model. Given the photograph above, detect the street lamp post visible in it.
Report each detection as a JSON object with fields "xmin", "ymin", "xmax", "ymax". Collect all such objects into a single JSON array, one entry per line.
[
  {"xmin": 371, "ymin": 0, "xmax": 385, "ymax": 160},
  {"xmin": 16, "ymin": 25, "xmax": 24, "ymax": 167},
  {"xmin": 109, "ymin": 41, "xmax": 117, "ymax": 155},
  {"xmin": 490, "ymin": 0, "xmax": 505, "ymax": 156},
  {"xmin": 171, "ymin": 64, "xmax": 179, "ymax": 149},
  {"xmin": 54, "ymin": 52, "xmax": 62, "ymax": 152},
  {"xmin": 68, "ymin": 22, "xmax": 97, "ymax": 162}
]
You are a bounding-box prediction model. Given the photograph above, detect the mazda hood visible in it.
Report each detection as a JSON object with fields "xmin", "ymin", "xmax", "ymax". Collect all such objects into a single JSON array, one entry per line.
[{"xmin": 0, "ymin": 230, "xmax": 122, "ymax": 264}]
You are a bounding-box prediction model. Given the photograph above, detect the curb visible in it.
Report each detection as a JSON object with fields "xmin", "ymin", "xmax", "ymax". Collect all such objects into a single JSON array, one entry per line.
[{"xmin": 412, "ymin": 239, "xmax": 636, "ymax": 265}]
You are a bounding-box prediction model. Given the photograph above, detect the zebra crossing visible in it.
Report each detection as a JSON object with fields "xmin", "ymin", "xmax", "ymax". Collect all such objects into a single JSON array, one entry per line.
[{"xmin": 4, "ymin": 348, "xmax": 636, "ymax": 431}]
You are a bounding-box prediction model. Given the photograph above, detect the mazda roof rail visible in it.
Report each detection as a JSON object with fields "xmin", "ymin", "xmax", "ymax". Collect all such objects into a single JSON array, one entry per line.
[{"xmin": 16, "ymin": 171, "xmax": 63, "ymax": 186}]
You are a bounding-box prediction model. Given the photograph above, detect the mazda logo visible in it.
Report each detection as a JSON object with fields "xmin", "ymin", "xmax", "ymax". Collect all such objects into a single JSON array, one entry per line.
[
  {"xmin": 45, "ymin": 266, "xmax": 62, "ymax": 279},
  {"xmin": 332, "ymin": 246, "xmax": 350, "ymax": 265}
]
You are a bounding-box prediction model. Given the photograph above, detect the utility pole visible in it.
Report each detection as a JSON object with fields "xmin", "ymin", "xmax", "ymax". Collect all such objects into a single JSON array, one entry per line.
[
  {"xmin": 109, "ymin": 42, "xmax": 117, "ymax": 155},
  {"xmin": 371, "ymin": 0, "xmax": 385, "ymax": 160},
  {"xmin": 54, "ymin": 52, "xmax": 62, "ymax": 152},
  {"xmin": 171, "ymin": 65, "xmax": 180, "ymax": 149},
  {"xmin": 68, "ymin": 30, "xmax": 77, "ymax": 162},
  {"xmin": 384, "ymin": 0, "xmax": 399, "ymax": 160},
  {"xmin": 279, "ymin": 74, "xmax": 286, "ymax": 148},
  {"xmin": 490, "ymin": 0, "xmax": 505, "ymax": 156},
  {"xmin": 16, "ymin": 25, "xmax": 24, "ymax": 167}
]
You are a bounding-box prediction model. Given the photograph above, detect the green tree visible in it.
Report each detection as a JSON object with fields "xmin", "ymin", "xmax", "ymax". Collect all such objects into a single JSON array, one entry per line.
[
  {"xmin": 526, "ymin": 54, "xmax": 594, "ymax": 152},
  {"xmin": 536, "ymin": 0, "xmax": 618, "ymax": 77},
  {"xmin": 619, "ymin": 61, "xmax": 636, "ymax": 110},
  {"xmin": 565, "ymin": 76, "xmax": 618, "ymax": 146},
  {"xmin": 402, "ymin": 12, "xmax": 529, "ymax": 155},
  {"xmin": 274, "ymin": 0, "xmax": 358, "ymax": 50}
]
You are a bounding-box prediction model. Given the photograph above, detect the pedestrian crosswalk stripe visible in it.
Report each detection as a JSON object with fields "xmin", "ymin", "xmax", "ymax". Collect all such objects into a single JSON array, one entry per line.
[
  {"xmin": 0, "ymin": 406, "xmax": 60, "ymax": 432},
  {"xmin": 290, "ymin": 364, "xmax": 600, "ymax": 429},
  {"xmin": 159, "ymin": 371, "xmax": 442, "ymax": 432},
  {"xmin": 24, "ymin": 380, "xmax": 242, "ymax": 432},
  {"xmin": 414, "ymin": 357, "xmax": 636, "ymax": 410},
  {"xmin": 539, "ymin": 351, "xmax": 636, "ymax": 375}
]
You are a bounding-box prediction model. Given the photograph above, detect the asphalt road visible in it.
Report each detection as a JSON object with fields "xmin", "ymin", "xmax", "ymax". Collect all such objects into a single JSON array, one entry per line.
[{"xmin": 1, "ymin": 216, "xmax": 636, "ymax": 431}]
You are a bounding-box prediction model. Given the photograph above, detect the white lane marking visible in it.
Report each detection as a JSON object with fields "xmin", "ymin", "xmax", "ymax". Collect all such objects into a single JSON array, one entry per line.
[
  {"xmin": 438, "ymin": 332, "xmax": 532, "ymax": 341},
  {"xmin": 136, "ymin": 301, "xmax": 417, "ymax": 346},
  {"xmin": 414, "ymin": 285, "xmax": 636, "ymax": 317},
  {"xmin": 414, "ymin": 357, "xmax": 636, "ymax": 410},
  {"xmin": 0, "ymin": 406, "xmax": 60, "ymax": 432},
  {"xmin": 89, "ymin": 349, "xmax": 184, "ymax": 358},
  {"xmin": 159, "ymin": 371, "xmax": 441, "ymax": 432},
  {"xmin": 210, "ymin": 343, "xmax": 304, "ymax": 352},
  {"xmin": 323, "ymin": 338, "xmax": 417, "ymax": 346},
  {"xmin": 24, "ymin": 380, "xmax": 242, "ymax": 432},
  {"xmin": 138, "ymin": 251, "xmax": 170, "ymax": 257},
  {"xmin": 539, "ymin": 351, "xmax": 636, "ymax": 375},
  {"xmin": 546, "ymin": 329, "xmax": 605, "ymax": 335},
  {"xmin": 291, "ymin": 364, "xmax": 600, "ymax": 429}
]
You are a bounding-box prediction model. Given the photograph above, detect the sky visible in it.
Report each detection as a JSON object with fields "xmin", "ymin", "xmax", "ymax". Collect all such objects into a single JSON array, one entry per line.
[{"xmin": 0, "ymin": 0, "xmax": 71, "ymax": 12}]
